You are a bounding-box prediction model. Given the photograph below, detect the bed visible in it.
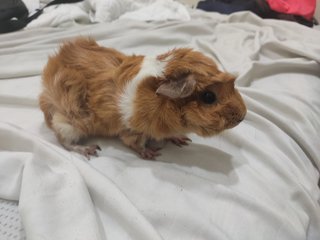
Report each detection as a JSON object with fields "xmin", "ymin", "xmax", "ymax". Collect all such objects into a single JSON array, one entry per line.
[{"xmin": 0, "ymin": 3, "xmax": 320, "ymax": 240}]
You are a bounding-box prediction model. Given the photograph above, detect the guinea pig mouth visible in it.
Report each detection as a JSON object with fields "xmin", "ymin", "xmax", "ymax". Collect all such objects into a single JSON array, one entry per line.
[
  {"xmin": 224, "ymin": 119, "xmax": 242, "ymax": 129},
  {"xmin": 198, "ymin": 119, "xmax": 242, "ymax": 137},
  {"xmin": 224, "ymin": 112, "xmax": 246, "ymax": 129},
  {"xmin": 198, "ymin": 126, "xmax": 223, "ymax": 137},
  {"xmin": 193, "ymin": 114, "xmax": 245, "ymax": 137}
]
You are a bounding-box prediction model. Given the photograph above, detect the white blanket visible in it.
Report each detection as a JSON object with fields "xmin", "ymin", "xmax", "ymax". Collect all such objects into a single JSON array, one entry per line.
[
  {"xmin": 25, "ymin": 0, "xmax": 190, "ymax": 28},
  {"xmin": 1, "ymin": 10, "xmax": 320, "ymax": 240}
]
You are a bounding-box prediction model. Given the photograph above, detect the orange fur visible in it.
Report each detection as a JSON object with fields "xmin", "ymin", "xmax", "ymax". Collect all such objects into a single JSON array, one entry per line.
[
  {"xmin": 131, "ymin": 48, "xmax": 246, "ymax": 138},
  {"xmin": 39, "ymin": 37, "xmax": 246, "ymax": 159}
]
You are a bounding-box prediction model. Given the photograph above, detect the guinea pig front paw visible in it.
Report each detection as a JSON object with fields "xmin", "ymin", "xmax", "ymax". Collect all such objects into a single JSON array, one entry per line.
[
  {"xmin": 139, "ymin": 147, "xmax": 162, "ymax": 160},
  {"xmin": 167, "ymin": 136, "xmax": 192, "ymax": 147}
]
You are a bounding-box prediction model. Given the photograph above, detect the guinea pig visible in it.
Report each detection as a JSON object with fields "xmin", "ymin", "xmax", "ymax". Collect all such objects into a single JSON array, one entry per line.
[{"xmin": 39, "ymin": 37, "xmax": 247, "ymax": 160}]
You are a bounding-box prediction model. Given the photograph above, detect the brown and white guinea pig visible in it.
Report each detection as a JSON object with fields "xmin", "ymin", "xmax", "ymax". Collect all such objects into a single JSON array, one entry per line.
[{"xmin": 39, "ymin": 37, "xmax": 246, "ymax": 160}]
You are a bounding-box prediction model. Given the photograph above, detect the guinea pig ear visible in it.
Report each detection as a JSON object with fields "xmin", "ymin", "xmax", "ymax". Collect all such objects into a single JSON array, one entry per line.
[{"xmin": 156, "ymin": 74, "xmax": 196, "ymax": 99}]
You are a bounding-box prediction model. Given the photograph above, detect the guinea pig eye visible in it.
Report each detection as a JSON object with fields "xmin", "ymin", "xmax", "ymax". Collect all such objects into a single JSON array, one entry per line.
[{"xmin": 200, "ymin": 91, "xmax": 217, "ymax": 104}]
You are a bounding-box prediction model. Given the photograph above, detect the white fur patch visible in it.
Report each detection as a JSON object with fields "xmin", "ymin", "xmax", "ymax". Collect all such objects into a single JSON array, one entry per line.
[
  {"xmin": 118, "ymin": 56, "xmax": 166, "ymax": 127},
  {"xmin": 52, "ymin": 114, "xmax": 82, "ymax": 144}
]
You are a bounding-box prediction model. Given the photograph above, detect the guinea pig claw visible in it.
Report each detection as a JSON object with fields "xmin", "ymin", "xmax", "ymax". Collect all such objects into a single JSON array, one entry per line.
[
  {"xmin": 169, "ymin": 136, "xmax": 192, "ymax": 147},
  {"xmin": 149, "ymin": 146, "xmax": 162, "ymax": 152},
  {"xmin": 139, "ymin": 148, "xmax": 161, "ymax": 160}
]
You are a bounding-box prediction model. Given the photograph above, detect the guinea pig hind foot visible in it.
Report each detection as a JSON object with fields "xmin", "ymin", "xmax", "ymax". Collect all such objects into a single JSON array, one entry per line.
[
  {"xmin": 51, "ymin": 113, "xmax": 101, "ymax": 159},
  {"xmin": 64, "ymin": 143, "xmax": 101, "ymax": 160}
]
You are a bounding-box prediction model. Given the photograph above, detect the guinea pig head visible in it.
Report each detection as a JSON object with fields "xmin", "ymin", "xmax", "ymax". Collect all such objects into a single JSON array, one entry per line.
[
  {"xmin": 157, "ymin": 49, "xmax": 247, "ymax": 137},
  {"xmin": 125, "ymin": 48, "xmax": 247, "ymax": 139}
]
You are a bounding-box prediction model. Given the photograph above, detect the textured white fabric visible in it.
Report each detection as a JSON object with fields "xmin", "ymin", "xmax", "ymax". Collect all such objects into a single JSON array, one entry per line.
[
  {"xmin": 26, "ymin": 0, "xmax": 190, "ymax": 28},
  {"xmin": 0, "ymin": 10, "xmax": 320, "ymax": 240},
  {"xmin": 118, "ymin": 0, "xmax": 190, "ymax": 22},
  {"xmin": 0, "ymin": 199, "xmax": 25, "ymax": 240}
]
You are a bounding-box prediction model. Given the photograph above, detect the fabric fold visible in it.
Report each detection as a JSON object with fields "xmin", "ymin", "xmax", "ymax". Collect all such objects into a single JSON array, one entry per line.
[{"xmin": 0, "ymin": 123, "xmax": 163, "ymax": 240}]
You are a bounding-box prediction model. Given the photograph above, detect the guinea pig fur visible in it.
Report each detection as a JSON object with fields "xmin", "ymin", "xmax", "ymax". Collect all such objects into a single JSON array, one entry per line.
[{"xmin": 39, "ymin": 37, "xmax": 247, "ymax": 160}]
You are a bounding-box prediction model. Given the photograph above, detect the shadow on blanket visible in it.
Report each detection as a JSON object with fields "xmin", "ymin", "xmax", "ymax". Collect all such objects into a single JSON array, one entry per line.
[
  {"xmin": 88, "ymin": 137, "xmax": 242, "ymax": 186},
  {"xmin": 155, "ymin": 143, "xmax": 242, "ymax": 186}
]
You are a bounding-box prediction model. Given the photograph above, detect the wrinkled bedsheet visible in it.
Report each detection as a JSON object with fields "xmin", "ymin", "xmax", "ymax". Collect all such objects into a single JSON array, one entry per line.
[
  {"xmin": 25, "ymin": 0, "xmax": 190, "ymax": 29},
  {"xmin": 0, "ymin": 10, "xmax": 320, "ymax": 240}
]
